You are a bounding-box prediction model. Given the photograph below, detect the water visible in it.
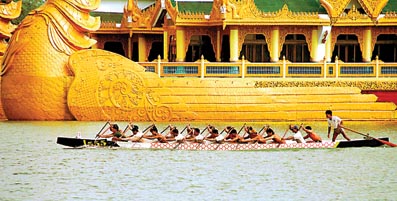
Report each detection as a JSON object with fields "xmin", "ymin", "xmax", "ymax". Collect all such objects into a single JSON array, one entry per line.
[{"xmin": 1, "ymin": 121, "xmax": 396, "ymax": 201}]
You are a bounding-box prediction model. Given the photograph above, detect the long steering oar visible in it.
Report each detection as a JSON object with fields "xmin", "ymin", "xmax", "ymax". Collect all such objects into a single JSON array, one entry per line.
[{"xmin": 341, "ymin": 126, "xmax": 396, "ymax": 147}]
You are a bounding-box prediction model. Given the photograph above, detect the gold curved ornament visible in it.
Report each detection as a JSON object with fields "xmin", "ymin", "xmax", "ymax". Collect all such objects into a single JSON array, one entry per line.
[
  {"xmin": 1, "ymin": 0, "xmax": 99, "ymax": 120},
  {"xmin": 67, "ymin": 49, "xmax": 175, "ymax": 122}
]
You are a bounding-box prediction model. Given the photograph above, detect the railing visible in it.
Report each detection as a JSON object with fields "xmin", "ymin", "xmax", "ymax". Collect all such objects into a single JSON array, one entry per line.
[{"xmin": 139, "ymin": 56, "xmax": 397, "ymax": 78}]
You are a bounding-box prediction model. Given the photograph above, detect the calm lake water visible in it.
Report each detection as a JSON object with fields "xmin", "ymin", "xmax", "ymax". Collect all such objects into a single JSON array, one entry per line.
[{"xmin": 1, "ymin": 121, "xmax": 396, "ymax": 201}]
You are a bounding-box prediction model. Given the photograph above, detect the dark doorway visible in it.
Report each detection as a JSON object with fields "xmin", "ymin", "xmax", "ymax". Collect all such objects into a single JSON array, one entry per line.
[
  {"xmin": 372, "ymin": 34, "xmax": 397, "ymax": 62},
  {"xmin": 221, "ymin": 35, "xmax": 230, "ymax": 62},
  {"xmin": 186, "ymin": 35, "xmax": 216, "ymax": 62},
  {"xmin": 104, "ymin": 42, "xmax": 125, "ymax": 57},
  {"xmin": 332, "ymin": 34, "xmax": 362, "ymax": 62},
  {"xmin": 280, "ymin": 34, "xmax": 310, "ymax": 62},
  {"xmin": 148, "ymin": 42, "xmax": 164, "ymax": 61}
]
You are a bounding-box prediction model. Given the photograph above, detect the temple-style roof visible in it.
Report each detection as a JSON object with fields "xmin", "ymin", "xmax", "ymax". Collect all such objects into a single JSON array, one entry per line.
[
  {"xmin": 91, "ymin": 12, "xmax": 123, "ymax": 22},
  {"xmin": 383, "ymin": 0, "xmax": 397, "ymax": 12},
  {"xmin": 254, "ymin": 0, "xmax": 327, "ymax": 13},
  {"xmin": 170, "ymin": 0, "xmax": 213, "ymax": 14}
]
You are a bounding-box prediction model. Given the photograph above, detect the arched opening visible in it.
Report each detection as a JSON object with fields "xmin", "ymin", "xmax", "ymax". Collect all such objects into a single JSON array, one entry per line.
[
  {"xmin": 104, "ymin": 42, "xmax": 125, "ymax": 57},
  {"xmin": 372, "ymin": 34, "xmax": 397, "ymax": 62},
  {"xmin": 280, "ymin": 34, "xmax": 310, "ymax": 62},
  {"xmin": 148, "ymin": 42, "xmax": 164, "ymax": 61},
  {"xmin": 185, "ymin": 35, "xmax": 216, "ymax": 62},
  {"xmin": 332, "ymin": 34, "xmax": 362, "ymax": 62},
  {"xmin": 240, "ymin": 34, "xmax": 270, "ymax": 62}
]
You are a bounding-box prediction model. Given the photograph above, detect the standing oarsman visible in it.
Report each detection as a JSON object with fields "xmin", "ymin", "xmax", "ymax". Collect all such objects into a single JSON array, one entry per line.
[{"xmin": 326, "ymin": 110, "xmax": 351, "ymax": 142}]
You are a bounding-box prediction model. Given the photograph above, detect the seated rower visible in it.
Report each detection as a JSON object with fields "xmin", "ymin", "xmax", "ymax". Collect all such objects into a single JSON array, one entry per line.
[
  {"xmin": 224, "ymin": 129, "xmax": 243, "ymax": 143},
  {"xmin": 144, "ymin": 126, "xmax": 168, "ymax": 143},
  {"xmin": 261, "ymin": 128, "xmax": 285, "ymax": 144},
  {"xmin": 301, "ymin": 125, "xmax": 322, "ymax": 143},
  {"xmin": 98, "ymin": 124, "xmax": 124, "ymax": 140},
  {"xmin": 205, "ymin": 125, "xmax": 220, "ymax": 141},
  {"xmin": 283, "ymin": 125, "xmax": 306, "ymax": 143},
  {"xmin": 123, "ymin": 125, "xmax": 145, "ymax": 142},
  {"xmin": 165, "ymin": 125, "xmax": 178, "ymax": 141},
  {"xmin": 173, "ymin": 128, "xmax": 186, "ymax": 143},
  {"xmin": 186, "ymin": 126, "xmax": 204, "ymax": 143},
  {"xmin": 239, "ymin": 126, "xmax": 263, "ymax": 143},
  {"xmin": 185, "ymin": 125, "xmax": 199, "ymax": 141}
]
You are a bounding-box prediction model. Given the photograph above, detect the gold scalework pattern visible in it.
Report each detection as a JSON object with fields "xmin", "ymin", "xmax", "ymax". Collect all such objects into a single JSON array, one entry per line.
[
  {"xmin": 0, "ymin": 1, "xmax": 22, "ymax": 120},
  {"xmin": 0, "ymin": 0, "xmax": 100, "ymax": 120}
]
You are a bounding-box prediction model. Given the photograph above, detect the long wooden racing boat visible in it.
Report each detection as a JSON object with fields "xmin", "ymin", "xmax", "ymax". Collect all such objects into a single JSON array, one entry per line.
[{"xmin": 56, "ymin": 136, "xmax": 390, "ymax": 150}]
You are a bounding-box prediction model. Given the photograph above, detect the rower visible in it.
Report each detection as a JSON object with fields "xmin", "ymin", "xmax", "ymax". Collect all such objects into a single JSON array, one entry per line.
[
  {"xmin": 125, "ymin": 125, "xmax": 145, "ymax": 142},
  {"xmin": 165, "ymin": 125, "xmax": 178, "ymax": 141},
  {"xmin": 283, "ymin": 125, "xmax": 306, "ymax": 143},
  {"xmin": 205, "ymin": 125, "xmax": 219, "ymax": 141},
  {"xmin": 239, "ymin": 126, "xmax": 263, "ymax": 143},
  {"xmin": 224, "ymin": 128, "xmax": 242, "ymax": 143},
  {"xmin": 98, "ymin": 124, "xmax": 124, "ymax": 140},
  {"xmin": 261, "ymin": 128, "xmax": 285, "ymax": 144},
  {"xmin": 185, "ymin": 125, "xmax": 199, "ymax": 141},
  {"xmin": 144, "ymin": 126, "xmax": 168, "ymax": 143},
  {"xmin": 301, "ymin": 125, "xmax": 322, "ymax": 143}
]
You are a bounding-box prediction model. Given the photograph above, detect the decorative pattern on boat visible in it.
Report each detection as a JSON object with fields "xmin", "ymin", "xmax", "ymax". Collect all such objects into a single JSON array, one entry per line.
[{"xmin": 122, "ymin": 142, "xmax": 337, "ymax": 150}]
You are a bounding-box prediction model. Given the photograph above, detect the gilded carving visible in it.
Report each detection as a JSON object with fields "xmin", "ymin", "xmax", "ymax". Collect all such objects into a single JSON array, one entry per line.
[
  {"xmin": 338, "ymin": 5, "xmax": 369, "ymax": 21},
  {"xmin": 1, "ymin": 0, "xmax": 100, "ymax": 120},
  {"xmin": 279, "ymin": 27, "xmax": 314, "ymax": 57},
  {"xmin": 0, "ymin": 1, "xmax": 21, "ymax": 56},
  {"xmin": 68, "ymin": 49, "xmax": 174, "ymax": 121},
  {"xmin": 255, "ymin": 80, "xmax": 397, "ymax": 90},
  {"xmin": 358, "ymin": 0, "xmax": 388, "ymax": 20},
  {"xmin": 330, "ymin": 27, "xmax": 364, "ymax": 54},
  {"xmin": 320, "ymin": 0, "xmax": 352, "ymax": 21},
  {"xmin": 184, "ymin": 28, "xmax": 218, "ymax": 58},
  {"xmin": 165, "ymin": 0, "xmax": 178, "ymax": 23},
  {"xmin": 121, "ymin": 0, "xmax": 161, "ymax": 28},
  {"xmin": 237, "ymin": 26, "xmax": 271, "ymax": 58}
]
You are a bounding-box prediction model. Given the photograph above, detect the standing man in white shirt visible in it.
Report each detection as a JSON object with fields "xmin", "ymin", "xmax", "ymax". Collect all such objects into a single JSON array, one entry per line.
[{"xmin": 326, "ymin": 110, "xmax": 351, "ymax": 142}]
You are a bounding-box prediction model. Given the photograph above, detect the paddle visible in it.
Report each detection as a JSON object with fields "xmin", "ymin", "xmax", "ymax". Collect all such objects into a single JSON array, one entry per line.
[
  {"xmin": 143, "ymin": 124, "xmax": 155, "ymax": 133},
  {"xmin": 136, "ymin": 124, "xmax": 155, "ymax": 142},
  {"xmin": 258, "ymin": 125, "xmax": 267, "ymax": 136},
  {"xmin": 238, "ymin": 123, "xmax": 246, "ymax": 135},
  {"xmin": 275, "ymin": 128, "xmax": 290, "ymax": 148},
  {"xmin": 160, "ymin": 125, "xmax": 171, "ymax": 134},
  {"xmin": 96, "ymin": 121, "xmax": 110, "ymax": 138},
  {"xmin": 173, "ymin": 125, "xmax": 194, "ymax": 149},
  {"xmin": 341, "ymin": 126, "xmax": 397, "ymax": 147},
  {"xmin": 214, "ymin": 126, "xmax": 235, "ymax": 150}
]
